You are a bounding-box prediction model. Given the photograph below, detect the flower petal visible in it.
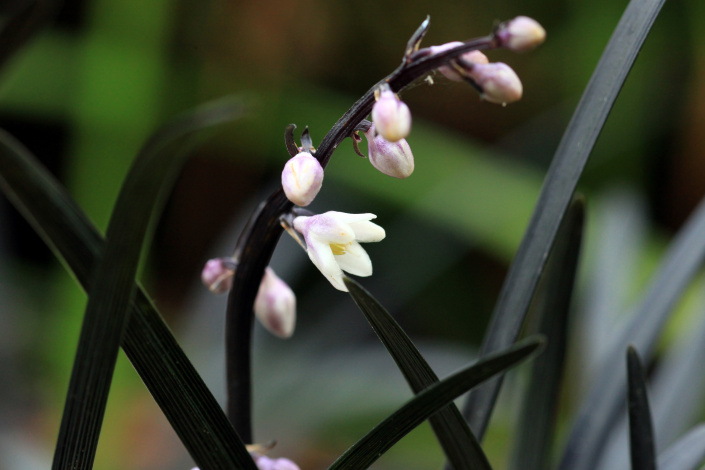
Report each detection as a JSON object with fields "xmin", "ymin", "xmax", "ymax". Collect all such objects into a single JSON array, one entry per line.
[
  {"xmin": 349, "ymin": 220, "xmax": 386, "ymax": 242},
  {"xmin": 305, "ymin": 238, "xmax": 347, "ymax": 291},
  {"xmin": 307, "ymin": 213, "xmax": 356, "ymax": 244},
  {"xmin": 335, "ymin": 241, "xmax": 373, "ymax": 277}
]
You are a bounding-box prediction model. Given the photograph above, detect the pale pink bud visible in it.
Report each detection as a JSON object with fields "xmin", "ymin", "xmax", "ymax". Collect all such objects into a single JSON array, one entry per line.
[
  {"xmin": 429, "ymin": 41, "xmax": 489, "ymax": 82},
  {"xmin": 496, "ymin": 16, "xmax": 546, "ymax": 52},
  {"xmin": 467, "ymin": 62, "xmax": 523, "ymax": 105},
  {"xmin": 371, "ymin": 88, "xmax": 411, "ymax": 142},
  {"xmin": 254, "ymin": 267, "xmax": 296, "ymax": 338},
  {"xmin": 364, "ymin": 124, "xmax": 414, "ymax": 178},
  {"xmin": 282, "ymin": 152, "xmax": 324, "ymax": 206},
  {"xmin": 255, "ymin": 455, "xmax": 301, "ymax": 470},
  {"xmin": 201, "ymin": 257, "xmax": 235, "ymax": 294}
]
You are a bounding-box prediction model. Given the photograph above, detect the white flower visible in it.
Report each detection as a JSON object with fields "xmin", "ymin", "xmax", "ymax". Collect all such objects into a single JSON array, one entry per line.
[
  {"xmin": 254, "ymin": 267, "xmax": 296, "ymax": 338},
  {"xmin": 293, "ymin": 211, "xmax": 386, "ymax": 291},
  {"xmin": 371, "ymin": 88, "xmax": 412, "ymax": 142},
  {"xmin": 281, "ymin": 152, "xmax": 324, "ymax": 206},
  {"xmin": 364, "ymin": 124, "xmax": 414, "ymax": 179}
]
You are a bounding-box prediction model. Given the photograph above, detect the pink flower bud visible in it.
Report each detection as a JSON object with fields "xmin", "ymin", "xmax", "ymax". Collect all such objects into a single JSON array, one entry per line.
[
  {"xmin": 371, "ymin": 88, "xmax": 411, "ymax": 142},
  {"xmin": 254, "ymin": 455, "xmax": 301, "ymax": 470},
  {"xmin": 364, "ymin": 124, "xmax": 414, "ymax": 178},
  {"xmin": 467, "ymin": 62, "xmax": 523, "ymax": 105},
  {"xmin": 282, "ymin": 152, "xmax": 324, "ymax": 207},
  {"xmin": 201, "ymin": 257, "xmax": 235, "ymax": 294},
  {"xmin": 496, "ymin": 16, "xmax": 546, "ymax": 52},
  {"xmin": 254, "ymin": 267, "xmax": 296, "ymax": 338},
  {"xmin": 429, "ymin": 41, "xmax": 489, "ymax": 82}
]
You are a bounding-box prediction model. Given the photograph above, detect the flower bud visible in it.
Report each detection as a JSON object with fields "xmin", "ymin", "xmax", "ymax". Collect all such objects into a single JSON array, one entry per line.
[
  {"xmin": 496, "ymin": 16, "xmax": 546, "ymax": 52},
  {"xmin": 371, "ymin": 88, "xmax": 411, "ymax": 142},
  {"xmin": 364, "ymin": 124, "xmax": 414, "ymax": 178},
  {"xmin": 254, "ymin": 267, "xmax": 296, "ymax": 338},
  {"xmin": 429, "ymin": 41, "xmax": 489, "ymax": 82},
  {"xmin": 467, "ymin": 62, "xmax": 523, "ymax": 105},
  {"xmin": 201, "ymin": 257, "xmax": 235, "ymax": 294},
  {"xmin": 282, "ymin": 152, "xmax": 324, "ymax": 206},
  {"xmin": 254, "ymin": 455, "xmax": 301, "ymax": 470}
]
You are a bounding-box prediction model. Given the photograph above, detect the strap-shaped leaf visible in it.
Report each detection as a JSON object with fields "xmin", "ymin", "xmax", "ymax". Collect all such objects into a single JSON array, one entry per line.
[
  {"xmin": 462, "ymin": 0, "xmax": 666, "ymax": 439},
  {"xmin": 627, "ymin": 346, "xmax": 656, "ymax": 470},
  {"xmin": 509, "ymin": 197, "xmax": 583, "ymax": 470},
  {"xmin": 328, "ymin": 337, "xmax": 543, "ymax": 470},
  {"xmin": 658, "ymin": 424, "xmax": 705, "ymax": 470},
  {"xmin": 559, "ymin": 192, "xmax": 705, "ymax": 470},
  {"xmin": 0, "ymin": 100, "xmax": 257, "ymax": 469},
  {"xmin": 344, "ymin": 277, "xmax": 491, "ymax": 470}
]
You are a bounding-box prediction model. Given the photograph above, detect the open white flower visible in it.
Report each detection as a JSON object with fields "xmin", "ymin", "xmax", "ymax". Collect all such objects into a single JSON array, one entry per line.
[{"xmin": 293, "ymin": 211, "xmax": 386, "ymax": 291}]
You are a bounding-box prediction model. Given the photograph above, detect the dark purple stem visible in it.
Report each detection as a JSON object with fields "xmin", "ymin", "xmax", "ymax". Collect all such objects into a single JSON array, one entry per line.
[{"xmin": 224, "ymin": 27, "xmax": 499, "ymax": 442}]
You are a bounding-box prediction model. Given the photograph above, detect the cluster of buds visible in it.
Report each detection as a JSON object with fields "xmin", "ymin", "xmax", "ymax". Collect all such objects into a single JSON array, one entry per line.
[{"xmin": 202, "ymin": 258, "xmax": 296, "ymax": 338}]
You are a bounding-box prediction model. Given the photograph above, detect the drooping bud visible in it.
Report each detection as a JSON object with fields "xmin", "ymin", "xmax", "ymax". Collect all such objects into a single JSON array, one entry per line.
[
  {"xmin": 201, "ymin": 257, "xmax": 236, "ymax": 294},
  {"xmin": 496, "ymin": 16, "xmax": 546, "ymax": 52},
  {"xmin": 254, "ymin": 267, "xmax": 296, "ymax": 338},
  {"xmin": 282, "ymin": 152, "xmax": 324, "ymax": 206},
  {"xmin": 254, "ymin": 455, "xmax": 301, "ymax": 470},
  {"xmin": 371, "ymin": 86, "xmax": 411, "ymax": 142},
  {"xmin": 429, "ymin": 41, "xmax": 489, "ymax": 82},
  {"xmin": 467, "ymin": 62, "xmax": 523, "ymax": 105},
  {"xmin": 364, "ymin": 124, "xmax": 414, "ymax": 178}
]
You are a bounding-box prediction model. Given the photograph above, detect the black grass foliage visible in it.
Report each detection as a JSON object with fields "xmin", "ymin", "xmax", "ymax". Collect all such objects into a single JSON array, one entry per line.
[
  {"xmin": 509, "ymin": 197, "xmax": 584, "ymax": 470},
  {"xmin": 344, "ymin": 276, "xmax": 491, "ymax": 470},
  {"xmin": 627, "ymin": 346, "xmax": 656, "ymax": 470},
  {"xmin": 328, "ymin": 337, "xmax": 544, "ymax": 470},
  {"xmin": 462, "ymin": 0, "xmax": 667, "ymax": 440},
  {"xmin": 0, "ymin": 100, "xmax": 256, "ymax": 469}
]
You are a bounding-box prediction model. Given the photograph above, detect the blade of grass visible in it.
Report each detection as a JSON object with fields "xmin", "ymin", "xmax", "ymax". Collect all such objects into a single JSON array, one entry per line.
[
  {"xmin": 328, "ymin": 337, "xmax": 543, "ymax": 470},
  {"xmin": 508, "ymin": 197, "xmax": 583, "ymax": 470},
  {"xmin": 0, "ymin": 100, "xmax": 256, "ymax": 469},
  {"xmin": 344, "ymin": 277, "xmax": 491, "ymax": 470},
  {"xmin": 462, "ymin": 0, "xmax": 667, "ymax": 439},
  {"xmin": 627, "ymin": 346, "xmax": 656, "ymax": 470},
  {"xmin": 559, "ymin": 193, "xmax": 705, "ymax": 470},
  {"xmin": 657, "ymin": 424, "xmax": 705, "ymax": 470}
]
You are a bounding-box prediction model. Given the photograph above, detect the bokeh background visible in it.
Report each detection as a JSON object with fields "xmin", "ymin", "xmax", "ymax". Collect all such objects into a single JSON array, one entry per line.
[{"xmin": 1, "ymin": 0, "xmax": 705, "ymax": 469}]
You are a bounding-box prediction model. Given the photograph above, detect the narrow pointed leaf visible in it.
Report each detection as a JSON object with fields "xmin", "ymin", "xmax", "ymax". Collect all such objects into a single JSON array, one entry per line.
[
  {"xmin": 658, "ymin": 425, "xmax": 705, "ymax": 470},
  {"xmin": 560, "ymin": 193, "xmax": 705, "ymax": 470},
  {"xmin": 328, "ymin": 337, "xmax": 543, "ymax": 470},
  {"xmin": 0, "ymin": 101, "xmax": 256, "ymax": 469},
  {"xmin": 509, "ymin": 197, "xmax": 583, "ymax": 470},
  {"xmin": 627, "ymin": 346, "xmax": 656, "ymax": 470},
  {"xmin": 345, "ymin": 277, "xmax": 492, "ymax": 470},
  {"xmin": 462, "ymin": 0, "xmax": 667, "ymax": 440}
]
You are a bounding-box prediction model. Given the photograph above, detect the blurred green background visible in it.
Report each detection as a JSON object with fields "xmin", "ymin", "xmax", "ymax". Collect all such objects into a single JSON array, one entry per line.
[{"xmin": 1, "ymin": 0, "xmax": 704, "ymax": 469}]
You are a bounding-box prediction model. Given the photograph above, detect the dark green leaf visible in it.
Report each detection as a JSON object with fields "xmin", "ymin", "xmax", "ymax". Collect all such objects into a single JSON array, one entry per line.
[
  {"xmin": 328, "ymin": 337, "xmax": 543, "ymax": 470},
  {"xmin": 559, "ymin": 193, "xmax": 705, "ymax": 470},
  {"xmin": 344, "ymin": 277, "xmax": 491, "ymax": 470},
  {"xmin": 0, "ymin": 99, "xmax": 257, "ymax": 469},
  {"xmin": 627, "ymin": 346, "xmax": 656, "ymax": 470},
  {"xmin": 509, "ymin": 197, "xmax": 583, "ymax": 470},
  {"xmin": 658, "ymin": 425, "xmax": 705, "ymax": 470},
  {"xmin": 0, "ymin": 0, "xmax": 58, "ymax": 74},
  {"xmin": 462, "ymin": 0, "xmax": 666, "ymax": 440}
]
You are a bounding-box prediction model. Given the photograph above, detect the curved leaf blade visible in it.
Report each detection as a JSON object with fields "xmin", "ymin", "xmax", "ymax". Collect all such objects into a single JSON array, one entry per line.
[
  {"xmin": 0, "ymin": 101, "xmax": 256, "ymax": 469},
  {"xmin": 627, "ymin": 346, "xmax": 656, "ymax": 470},
  {"xmin": 658, "ymin": 425, "xmax": 705, "ymax": 470},
  {"xmin": 509, "ymin": 197, "xmax": 583, "ymax": 470},
  {"xmin": 328, "ymin": 337, "xmax": 543, "ymax": 470},
  {"xmin": 462, "ymin": 0, "xmax": 667, "ymax": 440},
  {"xmin": 345, "ymin": 277, "xmax": 491, "ymax": 470}
]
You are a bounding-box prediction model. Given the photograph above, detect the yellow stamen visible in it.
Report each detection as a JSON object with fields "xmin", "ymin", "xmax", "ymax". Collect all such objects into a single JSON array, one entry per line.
[{"xmin": 330, "ymin": 243, "xmax": 348, "ymax": 255}]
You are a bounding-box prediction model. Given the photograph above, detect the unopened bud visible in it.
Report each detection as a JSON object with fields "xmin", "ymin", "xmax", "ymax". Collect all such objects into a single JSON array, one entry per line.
[
  {"xmin": 429, "ymin": 41, "xmax": 489, "ymax": 82},
  {"xmin": 468, "ymin": 62, "xmax": 523, "ymax": 105},
  {"xmin": 371, "ymin": 87, "xmax": 411, "ymax": 142},
  {"xmin": 365, "ymin": 124, "xmax": 414, "ymax": 178},
  {"xmin": 282, "ymin": 152, "xmax": 324, "ymax": 207},
  {"xmin": 496, "ymin": 16, "xmax": 546, "ymax": 52},
  {"xmin": 254, "ymin": 267, "xmax": 296, "ymax": 338},
  {"xmin": 201, "ymin": 257, "xmax": 236, "ymax": 294},
  {"xmin": 254, "ymin": 455, "xmax": 301, "ymax": 470}
]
